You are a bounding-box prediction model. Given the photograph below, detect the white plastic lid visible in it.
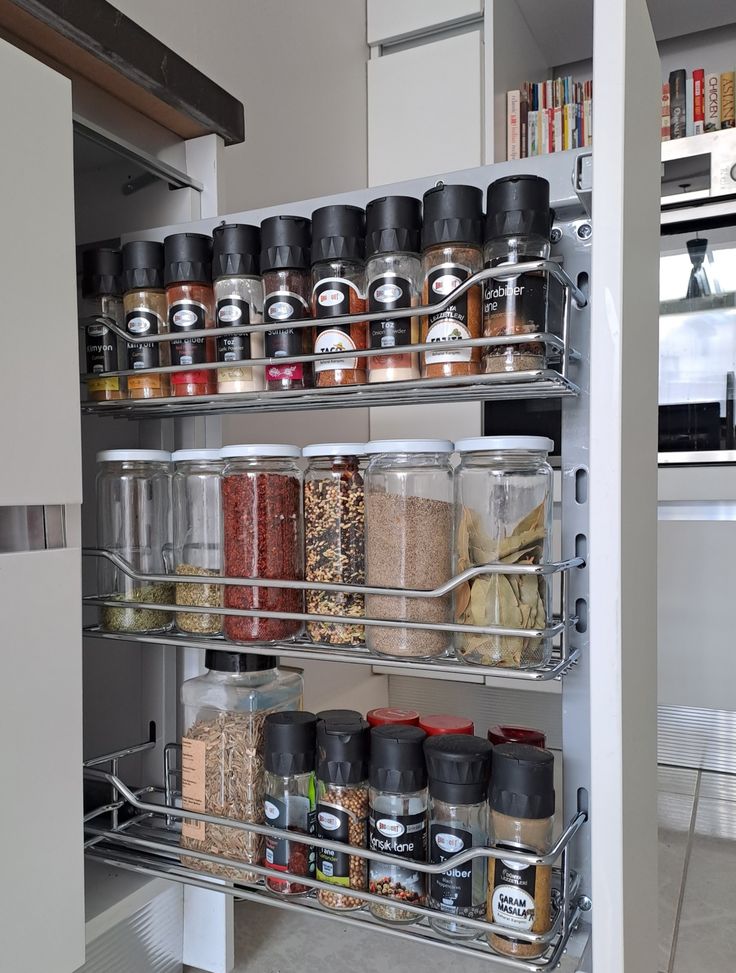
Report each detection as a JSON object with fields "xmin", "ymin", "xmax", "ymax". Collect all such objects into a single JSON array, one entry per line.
[
  {"xmin": 302, "ymin": 442, "xmax": 367, "ymax": 458},
  {"xmin": 220, "ymin": 443, "xmax": 301, "ymax": 459},
  {"xmin": 454, "ymin": 436, "xmax": 554, "ymax": 453},
  {"xmin": 96, "ymin": 449, "xmax": 171, "ymax": 464},
  {"xmin": 365, "ymin": 439, "xmax": 454, "ymax": 455},
  {"xmin": 171, "ymin": 449, "xmax": 222, "ymax": 463}
]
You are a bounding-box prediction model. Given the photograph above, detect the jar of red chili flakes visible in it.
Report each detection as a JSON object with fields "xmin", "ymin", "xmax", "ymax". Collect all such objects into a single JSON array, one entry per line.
[
  {"xmin": 221, "ymin": 444, "xmax": 304, "ymax": 643},
  {"xmin": 164, "ymin": 233, "xmax": 216, "ymax": 397}
]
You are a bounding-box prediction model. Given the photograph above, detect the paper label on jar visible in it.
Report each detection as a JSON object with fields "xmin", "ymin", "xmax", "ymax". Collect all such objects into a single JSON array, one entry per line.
[
  {"xmin": 484, "ymin": 258, "xmax": 548, "ymax": 333},
  {"xmin": 313, "ymin": 327, "xmax": 358, "ymax": 372},
  {"xmin": 313, "ymin": 278, "xmax": 361, "ymax": 373},
  {"xmin": 424, "ymin": 264, "xmax": 472, "ymax": 363},
  {"xmin": 264, "ymin": 793, "xmax": 315, "ymax": 888},
  {"xmin": 169, "ymin": 300, "xmax": 207, "ymax": 366},
  {"xmin": 429, "ymin": 824, "xmax": 475, "ymax": 910},
  {"xmin": 126, "ymin": 308, "xmax": 162, "ymax": 372},
  {"xmin": 216, "ymin": 296, "xmax": 252, "ymax": 363},
  {"xmin": 316, "ymin": 802, "xmax": 351, "ymax": 885},
  {"xmin": 181, "ymin": 736, "xmax": 207, "ymax": 840},
  {"xmin": 424, "ymin": 319, "xmax": 472, "ymax": 363},
  {"xmin": 491, "ymin": 843, "xmax": 543, "ymax": 934},
  {"xmin": 368, "ymin": 273, "xmax": 413, "ymax": 350},
  {"xmin": 86, "ymin": 320, "xmax": 120, "ymax": 390},
  {"xmin": 264, "ymin": 291, "xmax": 308, "ymax": 380},
  {"xmin": 368, "ymin": 808, "xmax": 426, "ymax": 902}
]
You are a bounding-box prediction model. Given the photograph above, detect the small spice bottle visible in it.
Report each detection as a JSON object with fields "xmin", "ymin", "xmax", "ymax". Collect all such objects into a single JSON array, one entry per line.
[
  {"xmin": 368, "ymin": 724, "xmax": 428, "ymax": 924},
  {"xmin": 261, "ymin": 215, "xmax": 313, "ymax": 391},
  {"xmin": 483, "ymin": 175, "xmax": 552, "ymax": 374},
  {"xmin": 81, "ymin": 248, "xmax": 126, "ymax": 401},
  {"xmin": 121, "ymin": 240, "xmax": 169, "ymax": 399},
  {"xmin": 420, "ymin": 184, "xmax": 483, "ymax": 379},
  {"xmin": 164, "ymin": 232, "xmax": 216, "ymax": 397},
  {"xmin": 425, "ymin": 734, "xmax": 493, "ymax": 938},
  {"xmin": 303, "ymin": 442, "xmax": 366, "ymax": 646},
  {"xmin": 365, "ymin": 195, "xmax": 422, "ymax": 384},
  {"xmin": 488, "ymin": 725, "xmax": 546, "ymax": 748},
  {"xmin": 316, "ymin": 719, "xmax": 370, "ymax": 911},
  {"xmin": 263, "ymin": 711, "xmax": 318, "ymax": 895},
  {"xmin": 366, "ymin": 708, "xmax": 420, "ymax": 728},
  {"xmin": 316, "ymin": 709, "xmax": 363, "ymax": 726},
  {"xmin": 487, "ymin": 743, "xmax": 555, "ymax": 958},
  {"xmin": 311, "ymin": 205, "xmax": 368, "ymax": 387},
  {"xmin": 212, "ymin": 223, "xmax": 264, "ymax": 394},
  {"xmin": 419, "ymin": 714, "xmax": 474, "ymax": 737}
]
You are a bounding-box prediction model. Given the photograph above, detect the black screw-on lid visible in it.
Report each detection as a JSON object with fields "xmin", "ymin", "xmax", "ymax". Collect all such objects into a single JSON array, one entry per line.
[
  {"xmin": 122, "ymin": 241, "xmax": 164, "ymax": 292},
  {"xmin": 264, "ymin": 711, "xmax": 317, "ymax": 776},
  {"xmin": 311, "ymin": 204, "xmax": 365, "ymax": 264},
  {"xmin": 163, "ymin": 232, "xmax": 212, "ymax": 286},
  {"xmin": 424, "ymin": 734, "xmax": 492, "ymax": 804},
  {"xmin": 317, "ymin": 719, "xmax": 369, "ymax": 784},
  {"xmin": 317, "ymin": 709, "xmax": 363, "ymax": 726},
  {"xmin": 212, "ymin": 223, "xmax": 260, "ymax": 278},
  {"xmin": 421, "ymin": 184, "xmax": 483, "ymax": 249},
  {"xmin": 204, "ymin": 650, "xmax": 278, "ymax": 673},
  {"xmin": 82, "ymin": 248, "xmax": 121, "ymax": 297},
  {"xmin": 260, "ymin": 215, "xmax": 311, "ymax": 272},
  {"xmin": 485, "ymin": 175, "xmax": 551, "ymax": 242},
  {"xmin": 365, "ymin": 195, "xmax": 422, "ymax": 257},
  {"xmin": 490, "ymin": 743, "xmax": 555, "ymax": 820},
  {"xmin": 369, "ymin": 724, "xmax": 427, "ymax": 793}
]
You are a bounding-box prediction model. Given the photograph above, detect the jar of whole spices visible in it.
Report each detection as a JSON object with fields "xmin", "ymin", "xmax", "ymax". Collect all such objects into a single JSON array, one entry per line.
[
  {"xmin": 311, "ymin": 205, "xmax": 368, "ymax": 387},
  {"xmin": 121, "ymin": 240, "xmax": 170, "ymax": 399},
  {"xmin": 483, "ymin": 176, "xmax": 552, "ymax": 374},
  {"xmin": 365, "ymin": 195, "xmax": 422, "ymax": 384},
  {"xmin": 364, "ymin": 440, "xmax": 454, "ymax": 659},
  {"xmin": 96, "ymin": 449, "xmax": 173, "ymax": 632},
  {"xmin": 368, "ymin": 724, "xmax": 428, "ymax": 924},
  {"xmin": 164, "ymin": 233, "xmax": 216, "ymax": 397},
  {"xmin": 420, "ymin": 184, "xmax": 483, "ymax": 379},
  {"xmin": 81, "ymin": 248, "xmax": 126, "ymax": 401},
  {"xmin": 303, "ymin": 443, "xmax": 366, "ymax": 645},
  {"xmin": 221, "ymin": 444, "xmax": 304, "ymax": 643},
  {"xmin": 487, "ymin": 744, "xmax": 555, "ymax": 958},
  {"xmin": 263, "ymin": 711, "xmax": 318, "ymax": 895},
  {"xmin": 424, "ymin": 734, "xmax": 492, "ymax": 938},
  {"xmin": 212, "ymin": 223, "xmax": 265, "ymax": 394},
  {"xmin": 261, "ymin": 215, "xmax": 313, "ymax": 391},
  {"xmin": 180, "ymin": 651, "xmax": 303, "ymax": 882},
  {"xmin": 172, "ymin": 449, "xmax": 223, "ymax": 635},
  {"xmin": 316, "ymin": 719, "xmax": 370, "ymax": 911}
]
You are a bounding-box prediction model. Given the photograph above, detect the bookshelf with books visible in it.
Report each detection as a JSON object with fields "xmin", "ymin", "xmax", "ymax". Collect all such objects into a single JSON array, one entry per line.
[
  {"xmin": 506, "ymin": 77, "xmax": 592, "ymax": 160},
  {"xmin": 663, "ymin": 67, "xmax": 735, "ymax": 140}
]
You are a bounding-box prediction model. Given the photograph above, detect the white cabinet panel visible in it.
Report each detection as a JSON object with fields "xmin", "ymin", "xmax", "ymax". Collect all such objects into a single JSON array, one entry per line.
[{"xmin": 367, "ymin": 0, "xmax": 482, "ymax": 46}]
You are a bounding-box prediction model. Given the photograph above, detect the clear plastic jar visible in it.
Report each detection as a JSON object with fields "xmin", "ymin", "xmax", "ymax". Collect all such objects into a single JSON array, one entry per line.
[
  {"xmin": 81, "ymin": 248, "xmax": 126, "ymax": 401},
  {"xmin": 303, "ymin": 443, "xmax": 365, "ymax": 645},
  {"xmin": 172, "ymin": 449, "xmax": 223, "ymax": 635},
  {"xmin": 364, "ymin": 440, "xmax": 454, "ymax": 659},
  {"xmin": 180, "ymin": 651, "xmax": 303, "ymax": 881},
  {"xmin": 454, "ymin": 437, "xmax": 553, "ymax": 668},
  {"xmin": 96, "ymin": 450, "xmax": 172, "ymax": 632},
  {"xmin": 221, "ymin": 445, "xmax": 304, "ymax": 643}
]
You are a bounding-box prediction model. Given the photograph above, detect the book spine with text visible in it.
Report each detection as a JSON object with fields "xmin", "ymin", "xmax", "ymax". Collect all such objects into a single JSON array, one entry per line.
[
  {"xmin": 721, "ymin": 72, "xmax": 735, "ymax": 128},
  {"xmin": 693, "ymin": 69, "xmax": 705, "ymax": 134},
  {"xmin": 685, "ymin": 77, "xmax": 694, "ymax": 137},
  {"xmin": 661, "ymin": 82, "xmax": 670, "ymax": 140},
  {"xmin": 669, "ymin": 69, "xmax": 686, "ymax": 139},
  {"xmin": 705, "ymin": 73, "xmax": 720, "ymax": 131},
  {"xmin": 507, "ymin": 89, "xmax": 521, "ymax": 160},
  {"xmin": 520, "ymin": 91, "xmax": 529, "ymax": 158}
]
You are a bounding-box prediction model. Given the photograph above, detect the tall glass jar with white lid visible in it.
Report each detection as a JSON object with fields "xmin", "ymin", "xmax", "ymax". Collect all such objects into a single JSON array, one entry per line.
[
  {"xmin": 453, "ymin": 436, "xmax": 553, "ymax": 668},
  {"xmin": 364, "ymin": 439, "xmax": 454, "ymax": 659},
  {"xmin": 96, "ymin": 449, "xmax": 173, "ymax": 633}
]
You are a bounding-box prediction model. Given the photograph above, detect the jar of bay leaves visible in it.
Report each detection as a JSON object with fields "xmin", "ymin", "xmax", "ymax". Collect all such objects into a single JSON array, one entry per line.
[{"xmin": 453, "ymin": 437, "xmax": 553, "ymax": 669}]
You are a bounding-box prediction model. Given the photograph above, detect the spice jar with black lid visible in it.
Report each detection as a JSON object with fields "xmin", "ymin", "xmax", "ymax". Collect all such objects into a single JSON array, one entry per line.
[
  {"xmin": 122, "ymin": 240, "xmax": 169, "ymax": 399},
  {"xmin": 212, "ymin": 223, "xmax": 264, "ymax": 394},
  {"xmin": 425, "ymin": 734, "xmax": 492, "ymax": 938},
  {"xmin": 316, "ymin": 709, "xmax": 364, "ymax": 726},
  {"xmin": 164, "ymin": 232, "xmax": 216, "ymax": 397},
  {"xmin": 81, "ymin": 248, "xmax": 126, "ymax": 401},
  {"xmin": 483, "ymin": 175, "xmax": 552, "ymax": 374},
  {"xmin": 368, "ymin": 724, "xmax": 428, "ymax": 924},
  {"xmin": 365, "ymin": 195, "xmax": 422, "ymax": 384},
  {"xmin": 261, "ymin": 215, "xmax": 313, "ymax": 391},
  {"xmin": 420, "ymin": 184, "xmax": 483, "ymax": 379},
  {"xmin": 263, "ymin": 711, "xmax": 318, "ymax": 895},
  {"xmin": 487, "ymin": 743, "xmax": 555, "ymax": 958},
  {"xmin": 311, "ymin": 205, "xmax": 368, "ymax": 387}
]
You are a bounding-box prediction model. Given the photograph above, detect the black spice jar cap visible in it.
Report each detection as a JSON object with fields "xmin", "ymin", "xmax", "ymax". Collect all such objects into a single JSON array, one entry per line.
[
  {"xmin": 317, "ymin": 719, "xmax": 370, "ymax": 784},
  {"xmin": 122, "ymin": 240, "xmax": 164, "ymax": 293},
  {"xmin": 369, "ymin": 724, "xmax": 427, "ymax": 793},
  {"xmin": 260, "ymin": 214, "xmax": 311, "ymax": 272},
  {"xmin": 490, "ymin": 743, "xmax": 555, "ymax": 820},
  {"xmin": 82, "ymin": 248, "xmax": 122, "ymax": 297},
  {"xmin": 163, "ymin": 232, "xmax": 212, "ymax": 287},
  {"xmin": 204, "ymin": 650, "xmax": 278, "ymax": 673},
  {"xmin": 424, "ymin": 734, "xmax": 493, "ymax": 804},
  {"xmin": 212, "ymin": 223, "xmax": 260, "ymax": 278},
  {"xmin": 365, "ymin": 195, "xmax": 422, "ymax": 257},
  {"xmin": 311, "ymin": 204, "xmax": 365, "ymax": 264},
  {"xmin": 317, "ymin": 709, "xmax": 363, "ymax": 726},
  {"xmin": 421, "ymin": 183, "xmax": 483, "ymax": 249},
  {"xmin": 264, "ymin": 711, "xmax": 317, "ymax": 776},
  {"xmin": 485, "ymin": 175, "xmax": 551, "ymax": 242}
]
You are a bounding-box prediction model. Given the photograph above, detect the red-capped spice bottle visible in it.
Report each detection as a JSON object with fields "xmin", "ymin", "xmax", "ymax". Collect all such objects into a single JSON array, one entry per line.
[
  {"xmin": 488, "ymin": 725, "xmax": 546, "ymax": 748},
  {"xmin": 419, "ymin": 714, "xmax": 474, "ymax": 736},
  {"xmin": 164, "ymin": 233, "xmax": 216, "ymax": 397},
  {"xmin": 366, "ymin": 708, "xmax": 420, "ymax": 728}
]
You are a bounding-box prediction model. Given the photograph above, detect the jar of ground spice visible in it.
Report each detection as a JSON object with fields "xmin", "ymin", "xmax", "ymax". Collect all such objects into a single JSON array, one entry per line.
[
  {"xmin": 311, "ymin": 205, "xmax": 368, "ymax": 387},
  {"xmin": 420, "ymin": 184, "xmax": 483, "ymax": 379},
  {"xmin": 121, "ymin": 240, "xmax": 169, "ymax": 399},
  {"xmin": 164, "ymin": 233, "xmax": 216, "ymax": 397},
  {"xmin": 221, "ymin": 444, "xmax": 304, "ymax": 643},
  {"xmin": 81, "ymin": 248, "xmax": 126, "ymax": 401}
]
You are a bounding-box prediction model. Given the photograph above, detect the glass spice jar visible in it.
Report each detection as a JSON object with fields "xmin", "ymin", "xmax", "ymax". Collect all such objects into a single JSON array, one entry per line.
[
  {"xmin": 121, "ymin": 240, "xmax": 170, "ymax": 399},
  {"xmin": 365, "ymin": 195, "xmax": 422, "ymax": 384},
  {"xmin": 221, "ymin": 444, "xmax": 304, "ymax": 643},
  {"xmin": 164, "ymin": 232, "xmax": 216, "ymax": 397},
  {"xmin": 303, "ymin": 443, "xmax": 366, "ymax": 645},
  {"xmin": 311, "ymin": 205, "xmax": 368, "ymax": 387},
  {"xmin": 212, "ymin": 223, "xmax": 265, "ymax": 394},
  {"xmin": 81, "ymin": 248, "xmax": 126, "ymax": 401},
  {"xmin": 261, "ymin": 215, "xmax": 313, "ymax": 391}
]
